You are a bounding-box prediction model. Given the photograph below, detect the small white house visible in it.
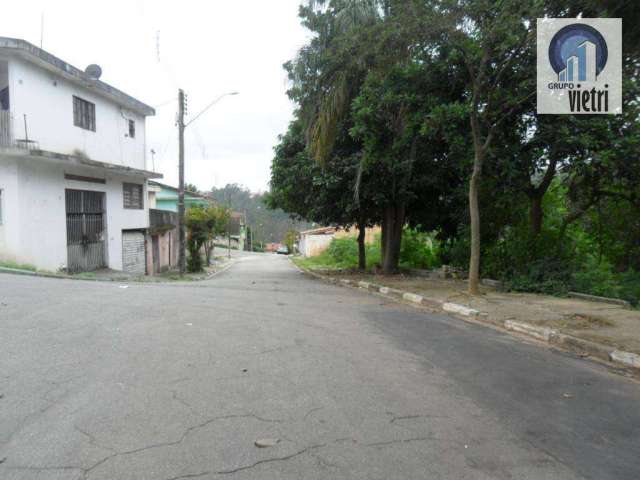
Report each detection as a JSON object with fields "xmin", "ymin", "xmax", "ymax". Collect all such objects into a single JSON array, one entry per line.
[
  {"xmin": 0, "ymin": 37, "xmax": 161, "ymax": 273},
  {"xmin": 298, "ymin": 226, "xmax": 337, "ymax": 258}
]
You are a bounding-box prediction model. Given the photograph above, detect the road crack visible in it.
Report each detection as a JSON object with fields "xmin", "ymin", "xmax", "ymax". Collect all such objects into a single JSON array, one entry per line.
[
  {"xmin": 20, "ymin": 412, "xmax": 287, "ymax": 479},
  {"xmin": 389, "ymin": 414, "xmax": 449, "ymax": 424},
  {"xmin": 302, "ymin": 407, "xmax": 324, "ymax": 421},
  {"xmin": 74, "ymin": 426, "xmax": 117, "ymax": 453},
  {"xmin": 215, "ymin": 444, "xmax": 326, "ymax": 475},
  {"xmin": 362, "ymin": 436, "xmax": 438, "ymax": 448}
]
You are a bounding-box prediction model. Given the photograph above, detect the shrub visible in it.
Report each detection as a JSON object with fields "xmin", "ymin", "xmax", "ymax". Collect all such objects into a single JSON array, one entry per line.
[
  {"xmin": 303, "ymin": 230, "xmax": 439, "ymax": 271},
  {"xmin": 399, "ymin": 229, "xmax": 441, "ymax": 270},
  {"xmin": 186, "ymin": 248, "xmax": 204, "ymax": 273},
  {"xmin": 572, "ymin": 258, "xmax": 640, "ymax": 306},
  {"xmin": 326, "ymin": 238, "xmax": 359, "ymax": 265},
  {"xmin": 483, "ymin": 226, "xmax": 575, "ymax": 295}
]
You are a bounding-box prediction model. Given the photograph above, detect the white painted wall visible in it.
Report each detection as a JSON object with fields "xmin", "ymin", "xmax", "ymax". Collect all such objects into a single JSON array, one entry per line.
[
  {"xmin": 0, "ymin": 157, "xmax": 18, "ymax": 259},
  {"xmin": 0, "ymin": 61, "xmax": 8, "ymax": 91},
  {"xmin": 6, "ymin": 57, "xmax": 147, "ymax": 169},
  {"xmin": 0, "ymin": 154, "xmax": 148, "ymax": 271},
  {"xmin": 299, "ymin": 233, "xmax": 335, "ymax": 258}
]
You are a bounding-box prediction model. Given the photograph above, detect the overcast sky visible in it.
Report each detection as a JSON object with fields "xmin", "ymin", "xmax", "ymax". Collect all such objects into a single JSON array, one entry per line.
[{"xmin": 0, "ymin": 0, "xmax": 310, "ymax": 192}]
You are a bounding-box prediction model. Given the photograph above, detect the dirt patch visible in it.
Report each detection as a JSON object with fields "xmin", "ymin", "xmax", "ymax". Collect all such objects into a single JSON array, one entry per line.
[{"xmin": 547, "ymin": 313, "xmax": 616, "ymax": 331}]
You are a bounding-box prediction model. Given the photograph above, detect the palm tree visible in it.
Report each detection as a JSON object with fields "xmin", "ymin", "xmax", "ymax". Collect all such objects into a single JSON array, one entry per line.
[
  {"xmin": 298, "ymin": 1, "xmax": 383, "ymax": 164},
  {"xmin": 284, "ymin": 1, "xmax": 386, "ymax": 271}
]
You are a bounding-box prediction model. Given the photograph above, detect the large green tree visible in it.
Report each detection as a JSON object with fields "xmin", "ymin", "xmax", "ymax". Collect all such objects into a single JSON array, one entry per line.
[{"xmin": 267, "ymin": 120, "xmax": 378, "ymax": 269}]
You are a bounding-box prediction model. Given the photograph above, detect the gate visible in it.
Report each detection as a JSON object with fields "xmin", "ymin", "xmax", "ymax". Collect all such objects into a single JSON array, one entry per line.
[
  {"xmin": 65, "ymin": 189, "xmax": 107, "ymax": 272},
  {"xmin": 122, "ymin": 231, "xmax": 146, "ymax": 275},
  {"xmin": 152, "ymin": 235, "xmax": 160, "ymax": 274}
]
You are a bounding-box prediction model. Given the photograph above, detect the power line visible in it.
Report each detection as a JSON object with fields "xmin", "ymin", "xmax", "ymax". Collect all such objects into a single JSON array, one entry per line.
[{"xmin": 153, "ymin": 97, "xmax": 177, "ymax": 109}]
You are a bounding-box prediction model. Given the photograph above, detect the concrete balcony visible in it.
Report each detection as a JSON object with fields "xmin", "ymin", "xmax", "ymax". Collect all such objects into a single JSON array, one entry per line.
[{"xmin": 149, "ymin": 209, "xmax": 178, "ymax": 234}]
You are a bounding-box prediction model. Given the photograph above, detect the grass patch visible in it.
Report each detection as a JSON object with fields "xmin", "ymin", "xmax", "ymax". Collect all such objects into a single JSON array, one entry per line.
[
  {"xmin": 0, "ymin": 260, "xmax": 37, "ymax": 272},
  {"xmin": 294, "ymin": 241, "xmax": 380, "ymax": 271},
  {"xmin": 72, "ymin": 272, "xmax": 97, "ymax": 279},
  {"xmin": 294, "ymin": 231, "xmax": 441, "ymax": 273}
]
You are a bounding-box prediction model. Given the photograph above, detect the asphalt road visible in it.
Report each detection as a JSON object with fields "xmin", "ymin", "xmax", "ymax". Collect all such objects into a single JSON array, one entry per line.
[{"xmin": 1, "ymin": 252, "xmax": 639, "ymax": 480}]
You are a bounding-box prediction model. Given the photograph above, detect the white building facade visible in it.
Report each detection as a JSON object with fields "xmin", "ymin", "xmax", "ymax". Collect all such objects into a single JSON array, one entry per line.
[{"xmin": 0, "ymin": 37, "xmax": 160, "ymax": 273}]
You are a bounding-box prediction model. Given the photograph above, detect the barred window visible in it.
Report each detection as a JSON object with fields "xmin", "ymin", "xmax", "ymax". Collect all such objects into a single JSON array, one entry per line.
[
  {"xmin": 123, "ymin": 183, "xmax": 143, "ymax": 210},
  {"xmin": 128, "ymin": 119, "xmax": 136, "ymax": 138},
  {"xmin": 73, "ymin": 96, "xmax": 96, "ymax": 131}
]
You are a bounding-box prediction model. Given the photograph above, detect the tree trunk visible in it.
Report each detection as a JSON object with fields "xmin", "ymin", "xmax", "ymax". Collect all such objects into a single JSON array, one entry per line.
[
  {"xmin": 468, "ymin": 156, "xmax": 482, "ymax": 295},
  {"xmin": 380, "ymin": 213, "xmax": 388, "ymax": 267},
  {"xmin": 381, "ymin": 204, "xmax": 405, "ymax": 274},
  {"xmin": 357, "ymin": 220, "xmax": 366, "ymax": 271},
  {"xmin": 528, "ymin": 157, "xmax": 557, "ymax": 236},
  {"xmin": 529, "ymin": 195, "xmax": 543, "ymax": 236}
]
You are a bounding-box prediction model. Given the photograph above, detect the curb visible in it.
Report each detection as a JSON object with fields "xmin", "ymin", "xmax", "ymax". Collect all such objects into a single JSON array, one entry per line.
[
  {"xmin": 206, "ymin": 260, "xmax": 235, "ymax": 278},
  {"xmin": 505, "ymin": 320, "xmax": 557, "ymax": 342},
  {"xmin": 291, "ymin": 259, "xmax": 640, "ymax": 371},
  {"xmin": 568, "ymin": 291, "xmax": 631, "ymax": 309},
  {"xmin": 0, "ymin": 261, "xmax": 234, "ymax": 284},
  {"xmin": 443, "ymin": 302, "xmax": 480, "ymax": 317},
  {"xmin": 0, "ymin": 266, "xmax": 39, "ymax": 277}
]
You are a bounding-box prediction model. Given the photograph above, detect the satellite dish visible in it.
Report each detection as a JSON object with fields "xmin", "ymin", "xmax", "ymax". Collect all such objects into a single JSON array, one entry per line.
[{"xmin": 85, "ymin": 64, "xmax": 103, "ymax": 80}]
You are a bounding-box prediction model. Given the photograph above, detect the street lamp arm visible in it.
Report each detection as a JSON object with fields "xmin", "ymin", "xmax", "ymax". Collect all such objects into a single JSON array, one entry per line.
[{"xmin": 184, "ymin": 91, "xmax": 239, "ymax": 128}]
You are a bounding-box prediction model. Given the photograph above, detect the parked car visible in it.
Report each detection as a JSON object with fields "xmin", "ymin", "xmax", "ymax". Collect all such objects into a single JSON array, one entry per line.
[{"xmin": 276, "ymin": 246, "xmax": 290, "ymax": 255}]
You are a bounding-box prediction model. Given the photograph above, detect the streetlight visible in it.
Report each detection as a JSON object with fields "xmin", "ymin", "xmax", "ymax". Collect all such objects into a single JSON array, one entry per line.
[{"xmin": 177, "ymin": 90, "xmax": 239, "ymax": 275}]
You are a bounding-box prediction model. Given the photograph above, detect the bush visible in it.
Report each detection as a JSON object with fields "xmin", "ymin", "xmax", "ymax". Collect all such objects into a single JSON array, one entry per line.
[
  {"xmin": 483, "ymin": 226, "xmax": 575, "ymax": 295},
  {"xmin": 326, "ymin": 238, "xmax": 359, "ymax": 265},
  {"xmin": 618, "ymin": 270, "xmax": 640, "ymax": 306},
  {"xmin": 400, "ymin": 229, "xmax": 441, "ymax": 270},
  {"xmin": 572, "ymin": 258, "xmax": 640, "ymax": 306},
  {"xmin": 298, "ymin": 230, "xmax": 440, "ymax": 271},
  {"xmin": 186, "ymin": 248, "xmax": 204, "ymax": 273}
]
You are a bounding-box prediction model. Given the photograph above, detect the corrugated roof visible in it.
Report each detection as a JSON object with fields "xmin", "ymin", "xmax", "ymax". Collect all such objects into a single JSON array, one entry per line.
[{"xmin": 299, "ymin": 226, "xmax": 336, "ymax": 236}]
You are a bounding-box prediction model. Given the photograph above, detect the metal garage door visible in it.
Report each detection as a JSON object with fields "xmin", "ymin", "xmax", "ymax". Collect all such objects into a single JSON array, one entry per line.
[
  {"xmin": 66, "ymin": 189, "xmax": 107, "ymax": 273},
  {"xmin": 122, "ymin": 231, "xmax": 146, "ymax": 275}
]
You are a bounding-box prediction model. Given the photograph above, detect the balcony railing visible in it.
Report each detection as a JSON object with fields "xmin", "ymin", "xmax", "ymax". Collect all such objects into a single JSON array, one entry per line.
[
  {"xmin": 149, "ymin": 209, "xmax": 178, "ymax": 234},
  {"xmin": 0, "ymin": 111, "xmax": 38, "ymax": 150},
  {"xmin": 0, "ymin": 110, "xmax": 13, "ymax": 148}
]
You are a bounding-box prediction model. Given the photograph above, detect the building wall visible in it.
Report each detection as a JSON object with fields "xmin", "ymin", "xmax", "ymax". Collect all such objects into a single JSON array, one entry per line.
[
  {"xmin": 147, "ymin": 228, "xmax": 178, "ymax": 275},
  {"xmin": 334, "ymin": 226, "xmax": 381, "ymax": 244},
  {"xmin": 7, "ymin": 57, "xmax": 147, "ymax": 169},
  {"xmin": 0, "ymin": 62, "xmax": 8, "ymax": 92},
  {"xmin": 147, "ymin": 190, "xmax": 158, "ymax": 209},
  {"xmin": 159, "ymin": 228, "xmax": 178, "ymax": 270},
  {"xmin": 299, "ymin": 233, "xmax": 335, "ymax": 258},
  {"xmin": 154, "ymin": 197, "xmax": 209, "ymax": 213},
  {"xmin": 298, "ymin": 226, "xmax": 380, "ymax": 258},
  {"xmin": 0, "ymin": 154, "xmax": 148, "ymax": 271},
  {"xmin": 0, "ymin": 157, "xmax": 18, "ymax": 260},
  {"xmin": 155, "ymin": 199, "xmax": 178, "ymax": 212}
]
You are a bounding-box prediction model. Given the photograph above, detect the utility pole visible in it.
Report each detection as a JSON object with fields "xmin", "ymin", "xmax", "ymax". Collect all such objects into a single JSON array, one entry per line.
[
  {"xmin": 227, "ymin": 192, "xmax": 231, "ymax": 259},
  {"xmin": 175, "ymin": 90, "xmax": 238, "ymax": 274},
  {"xmin": 177, "ymin": 89, "xmax": 186, "ymax": 275}
]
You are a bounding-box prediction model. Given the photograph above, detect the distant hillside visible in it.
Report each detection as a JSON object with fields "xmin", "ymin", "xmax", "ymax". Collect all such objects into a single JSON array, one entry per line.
[{"xmin": 209, "ymin": 184, "xmax": 313, "ymax": 245}]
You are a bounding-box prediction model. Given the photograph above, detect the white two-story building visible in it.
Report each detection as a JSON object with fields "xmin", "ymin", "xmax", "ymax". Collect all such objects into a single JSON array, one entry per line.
[{"xmin": 0, "ymin": 37, "xmax": 161, "ymax": 273}]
